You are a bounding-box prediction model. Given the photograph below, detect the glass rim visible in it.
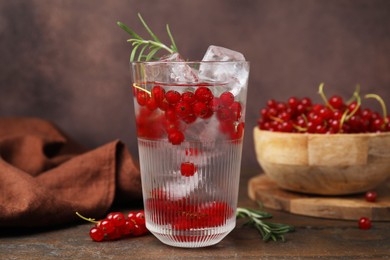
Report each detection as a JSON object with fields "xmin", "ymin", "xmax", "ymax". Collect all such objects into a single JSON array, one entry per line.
[{"xmin": 131, "ymin": 60, "xmax": 249, "ymax": 65}]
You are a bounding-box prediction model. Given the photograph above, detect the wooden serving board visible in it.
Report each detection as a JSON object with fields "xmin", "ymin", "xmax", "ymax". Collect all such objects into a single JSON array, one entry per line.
[{"xmin": 248, "ymin": 174, "xmax": 390, "ymax": 221}]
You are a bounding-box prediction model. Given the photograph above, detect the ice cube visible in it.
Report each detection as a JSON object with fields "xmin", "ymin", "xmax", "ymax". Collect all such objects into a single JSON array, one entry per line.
[
  {"xmin": 202, "ymin": 45, "xmax": 246, "ymax": 62},
  {"xmin": 161, "ymin": 53, "xmax": 199, "ymax": 83},
  {"xmin": 142, "ymin": 53, "xmax": 198, "ymax": 84},
  {"xmin": 184, "ymin": 117, "xmax": 223, "ymax": 144},
  {"xmin": 199, "ymin": 46, "xmax": 249, "ymax": 99}
]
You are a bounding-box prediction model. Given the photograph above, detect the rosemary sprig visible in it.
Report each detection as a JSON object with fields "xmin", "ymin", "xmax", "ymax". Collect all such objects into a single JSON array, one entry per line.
[
  {"xmin": 236, "ymin": 207, "xmax": 294, "ymax": 242},
  {"xmin": 117, "ymin": 13, "xmax": 178, "ymax": 62}
]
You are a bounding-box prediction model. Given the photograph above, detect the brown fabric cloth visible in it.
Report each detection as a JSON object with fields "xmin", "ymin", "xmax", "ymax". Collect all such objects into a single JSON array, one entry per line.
[{"xmin": 0, "ymin": 117, "xmax": 142, "ymax": 228}]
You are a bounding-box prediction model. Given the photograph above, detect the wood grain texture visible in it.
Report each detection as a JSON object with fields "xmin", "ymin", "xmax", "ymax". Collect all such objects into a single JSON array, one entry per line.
[
  {"xmin": 248, "ymin": 174, "xmax": 390, "ymax": 221},
  {"xmin": 253, "ymin": 128, "xmax": 390, "ymax": 195},
  {"xmin": 1, "ymin": 169, "xmax": 390, "ymax": 259}
]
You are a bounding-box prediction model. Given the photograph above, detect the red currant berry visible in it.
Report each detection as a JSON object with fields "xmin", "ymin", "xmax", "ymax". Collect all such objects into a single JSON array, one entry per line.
[
  {"xmin": 135, "ymin": 211, "xmax": 146, "ymax": 226},
  {"xmin": 328, "ymin": 95, "xmax": 344, "ymax": 109},
  {"xmin": 107, "ymin": 212, "xmax": 126, "ymax": 227},
  {"xmin": 182, "ymin": 114, "xmax": 197, "ymax": 124},
  {"xmin": 219, "ymin": 91, "xmax": 234, "ymax": 107},
  {"xmin": 89, "ymin": 227, "xmax": 105, "ymax": 242},
  {"xmin": 358, "ymin": 217, "xmax": 372, "ymax": 230},
  {"xmin": 136, "ymin": 91, "xmax": 150, "ymax": 106},
  {"xmin": 230, "ymin": 102, "xmax": 242, "ymax": 121},
  {"xmin": 182, "ymin": 91, "xmax": 196, "ymax": 104},
  {"xmin": 180, "ymin": 162, "xmax": 197, "ymax": 177},
  {"xmin": 267, "ymin": 99, "xmax": 277, "ymax": 108},
  {"xmin": 300, "ymin": 97, "xmax": 312, "ymax": 108},
  {"xmin": 365, "ymin": 191, "xmax": 377, "ymax": 202},
  {"xmin": 96, "ymin": 219, "xmax": 115, "ymax": 235},
  {"xmin": 151, "ymin": 85, "xmax": 165, "ymax": 104},
  {"xmin": 217, "ymin": 108, "xmax": 232, "ymax": 121},
  {"xmin": 192, "ymin": 101, "xmax": 209, "ymax": 118},
  {"xmin": 158, "ymin": 98, "xmax": 170, "ymax": 111},
  {"xmin": 146, "ymin": 97, "xmax": 158, "ymax": 111},
  {"xmin": 288, "ymin": 97, "xmax": 299, "ymax": 109},
  {"xmin": 195, "ymin": 87, "xmax": 213, "ymax": 102},
  {"xmin": 165, "ymin": 107, "xmax": 177, "ymax": 121},
  {"xmin": 175, "ymin": 102, "xmax": 192, "ymax": 118},
  {"xmin": 121, "ymin": 220, "xmax": 135, "ymax": 235},
  {"xmin": 168, "ymin": 129, "xmax": 185, "ymax": 145},
  {"xmin": 133, "ymin": 224, "xmax": 148, "ymax": 236},
  {"xmin": 107, "ymin": 228, "xmax": 122, "ymax": 240},
  {"xmin": 165, "ymin": 90, "xmax": 181, "ymax": 105}
]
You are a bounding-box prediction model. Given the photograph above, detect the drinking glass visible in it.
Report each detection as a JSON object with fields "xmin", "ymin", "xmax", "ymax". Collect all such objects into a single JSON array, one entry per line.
[{"xmin": 130, "ymin": 61, "xmax": 249, "ymax": 248}]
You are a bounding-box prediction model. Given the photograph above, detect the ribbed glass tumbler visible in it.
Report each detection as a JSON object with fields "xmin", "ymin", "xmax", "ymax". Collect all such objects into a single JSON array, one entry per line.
[{"xmin": 130, "ymin": 61, "xmax": 249, "ymax": 248}]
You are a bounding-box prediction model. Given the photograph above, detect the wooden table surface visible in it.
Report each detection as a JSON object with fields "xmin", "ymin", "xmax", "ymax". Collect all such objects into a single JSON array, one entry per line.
[{"xmin": 1, "ymin": 168, "xmax": 389, "ymax": 260}]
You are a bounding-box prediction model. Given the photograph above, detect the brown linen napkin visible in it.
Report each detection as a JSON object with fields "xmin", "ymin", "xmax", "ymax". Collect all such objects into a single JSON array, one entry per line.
[{"xmin": 0, "ymin": 117, "xmax": 142, "ymax": 228}]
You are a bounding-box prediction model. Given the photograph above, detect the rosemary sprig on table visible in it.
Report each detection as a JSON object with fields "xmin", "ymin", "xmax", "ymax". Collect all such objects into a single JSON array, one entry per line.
[
  {"xmin": 236, "ymin": 207, "xmax": 295, "ymax": 242},
  {"xmin": 117, "ymin": 13, "xmax": 178, "ymax": 62}
]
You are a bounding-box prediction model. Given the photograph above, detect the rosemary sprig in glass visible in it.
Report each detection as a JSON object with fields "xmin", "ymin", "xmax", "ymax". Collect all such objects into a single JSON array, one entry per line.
[
  {"xmin": 117, "ymin": 13, "xmax": 178, "ymax": 62},
  {"xmin": 236, "ymin": 207, "xmax": 295, "ymax": 242}
]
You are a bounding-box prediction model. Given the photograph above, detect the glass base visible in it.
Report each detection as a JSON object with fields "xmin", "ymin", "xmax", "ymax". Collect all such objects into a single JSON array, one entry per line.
[{"xmin": 147, "ymin": 221, "xmax": 235, "ymax": 248}]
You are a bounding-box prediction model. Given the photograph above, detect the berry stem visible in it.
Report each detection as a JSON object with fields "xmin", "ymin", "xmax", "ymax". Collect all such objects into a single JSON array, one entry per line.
[
  {"xmin": 132, "ymin": 83, "xmax": 151, "ymax": 96},
  {"xmin": 365, "ymin": 93, "xmax": 388, "ymax": 124},
  {"xmin": 347, "ymin": 84, "xmax": 361, "ymax": 104},
  {"xmin": 345, "ymin": 92, "xmax": 361, "ymax": 121},
  {"xmin": 318, "ymin": 83, "xmax": 335, "ymax": 111},
  {"xmin": 76, "ymin": 212, "xmax": 99, "ymax": 224}
]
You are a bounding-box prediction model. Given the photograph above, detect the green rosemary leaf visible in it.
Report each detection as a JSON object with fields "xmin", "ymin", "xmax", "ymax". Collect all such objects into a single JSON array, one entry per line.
[
  {"xmin": 166, "ymin": 24, "xmax": 178, "ymax": 52},
  {"xmin": 130, "ymin": 44, "xmax": 140, "ymax": 62},
  {"xmin": 236, "ymin": 207, "xmax": 294, "ymax": 242},
  {"xmin": 138, "ymin": 44, "xmax": 148, "ymax": 61},
  {"xmin": 137, "ymin": 13, "xmax": 161, "ymax": 43},
  {"xmin": 146, "ymin": 48, "xmax": 160, "ymax": 61},
  {"xmin": 117, "ymin": 21, "xmax": 142, "ymax": 40}
]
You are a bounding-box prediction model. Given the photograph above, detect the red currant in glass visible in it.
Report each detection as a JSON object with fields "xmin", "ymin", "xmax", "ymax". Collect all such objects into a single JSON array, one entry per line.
[
  {"xmin": 192, "ymin": 101, "xmax": 209, "ymax": 118},
  {"xmin": 195, "ymin": 87, "xmax": 213, "ymax": 102},
  {"xmin": 151, "ymin": 85, "xmax": 165, "ymax": 105},
  {"xmin": 181, "ymin": 162, "xmax": 197, "ymax": 177},
  {"xmin": 165, "ymin": 90, "xmax": 182, "ymax": 105},
  {"xmin": 175, "ymin": 102, "xmax": 192, "ymax": 118},
  {"xmin": 217, "ymin": 108, "xmax": 232, "ymax": 121},
  {"xmin": 89, "ymin": 227, "xmax": 105, "ymax": 242},
  {"xmin": 168, "ymin": 129, "xmax": 185, "ymax": 145},
  {"xmin": 136, "ymin": 91, "xmax": 150, "ymax": 106},
  {"xmin": 219, "ymin": 91, "xmax": 234, "ymax": 107},
  {"xmin": 365, "ymin": 191, "xmax": 377, "ymax": 202},
  {"xmin": 182, "ymin": 91, "xmax": 196, "ymax": 104},
  {"xmin": 230, "ymin": 101, "xmax": 242, "ymax": 121},
  {"xmin": 358, "ymin": 217, "xmax": 372, "ymax": 230}
]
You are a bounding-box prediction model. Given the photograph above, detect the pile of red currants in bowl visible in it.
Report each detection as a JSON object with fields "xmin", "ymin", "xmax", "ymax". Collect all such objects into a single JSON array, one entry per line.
[{"xmin": 258, "ymin": 83, "xmax": 390, "ymax": 134}]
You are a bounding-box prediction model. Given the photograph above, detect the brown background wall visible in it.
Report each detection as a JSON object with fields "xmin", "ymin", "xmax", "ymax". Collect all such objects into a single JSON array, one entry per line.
[{"xmin": 1, "ymin": 0, "xmax": 390, "ymax": 168}]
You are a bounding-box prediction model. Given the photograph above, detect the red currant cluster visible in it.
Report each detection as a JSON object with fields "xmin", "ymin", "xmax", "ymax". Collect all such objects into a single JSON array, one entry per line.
[
  {"xmin": 77, "ymin": 210, "xmax": 148, "ymax": 242},
  {"xmin": 258, "ymin": 85, "xmax": 390, "ymax": 134},
  {"xmin": 146, "ymin": 194, "xmax": 233, "ymax": 232},
  {"xmin": 134, "ymin": 84, "xmax": 244, "ymax": 143}
]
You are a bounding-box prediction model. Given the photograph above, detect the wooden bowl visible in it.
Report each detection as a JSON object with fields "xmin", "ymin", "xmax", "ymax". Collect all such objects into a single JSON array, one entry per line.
[{"xmin": 253, "ymin": 127, "xmax": 390, "ymax": 195}]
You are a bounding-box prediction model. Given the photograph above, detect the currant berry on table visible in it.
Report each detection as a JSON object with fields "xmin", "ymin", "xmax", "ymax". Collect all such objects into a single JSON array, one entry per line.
[
  {"xmin": 358, "ymin": 217, "xmax": 372, "ymax": 230},
  {"xmin": 76, "ymin": 210, "xmax": 148, "ymax": 242},
  {"xmin": 365, "ymin": 191, "xmax": 377, "ymax": 202}
]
